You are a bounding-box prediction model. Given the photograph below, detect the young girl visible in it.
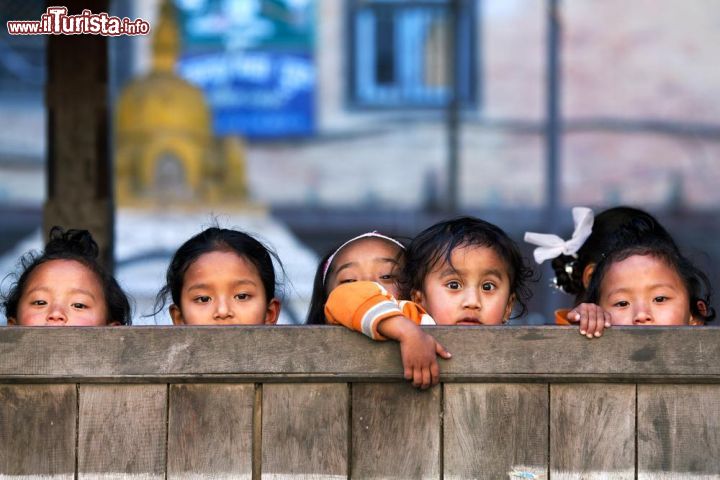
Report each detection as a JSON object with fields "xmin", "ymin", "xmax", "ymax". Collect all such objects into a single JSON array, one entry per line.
[
  {"xmin": 306, "ymin": 232, "xmax": 408, "ymax": 326},
  {"xmin": 156, "ymin": 227, "xmax": 281, "ymax": 326},
  {"xmin": 312, "ymin": 219, "xmax": 533, "ymax": 388},
  {"xmin": 582, "ymin": 236, "xmax": 714, "ymax": 326},
  {"xmin": 2, "ymin": 226, "xmax": 131, "ymax": 326},
  {"xmin": 307, "ymin": 232, "xmax": 449, "ymax": 389},
  {"xmin": 525, "ymin": 206, "xmax": 679, "ymax": 337},
  {"xmin": 402, "ymin": 216, "xmax": 533, "ymax": 326}
]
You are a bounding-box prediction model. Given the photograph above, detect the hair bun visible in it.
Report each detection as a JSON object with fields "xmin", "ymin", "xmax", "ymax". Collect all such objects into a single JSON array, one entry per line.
[
  {"xmin": 550, "ymin": 254, "xmax": 583, "ymax": 295},
  {"xmin": 45, "ymin": 226, "xmax": 100, "ymax": 259}
]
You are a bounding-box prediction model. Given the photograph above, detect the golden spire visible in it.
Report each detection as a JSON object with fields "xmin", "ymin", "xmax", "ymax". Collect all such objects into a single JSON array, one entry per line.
[{"xmin": 151, "ymin": 0, "xmax": 180, "ymax": 73}]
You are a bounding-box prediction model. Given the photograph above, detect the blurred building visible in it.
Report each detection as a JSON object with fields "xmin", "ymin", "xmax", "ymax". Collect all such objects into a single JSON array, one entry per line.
[{"xmin": 2, "ymin": 0, "xmax": 720, "ymax": 322}]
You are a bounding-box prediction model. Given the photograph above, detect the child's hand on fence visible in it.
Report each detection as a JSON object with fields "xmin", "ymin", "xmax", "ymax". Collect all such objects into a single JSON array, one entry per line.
[
  {"xmin": 567, "ymin": 303, "xmax": 611, "ymax": 339},
  {"xmin": 378, "ymin": 316, "xmax": 451, "ymax": 389}
]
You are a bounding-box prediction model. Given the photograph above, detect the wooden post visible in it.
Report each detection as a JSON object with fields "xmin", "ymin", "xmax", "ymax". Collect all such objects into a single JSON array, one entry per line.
[{"xmin": 45, "ymin": 0, "xmax": 113, "ymax": 270}]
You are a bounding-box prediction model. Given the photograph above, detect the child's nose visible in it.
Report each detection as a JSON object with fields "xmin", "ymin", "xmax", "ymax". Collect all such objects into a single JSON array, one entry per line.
[
  {"xmin": 46, "ymin": 304, "xmax": 67, "ymax": 324},
  {"xmin": 462, "ymin": 288, "xmax": 481, "ymax": 309},
  {"xmin": 633, "ymin": 305, "xmax": 653, "ymax": 324},
  {"xmin": 213, "ymin": 298, "xmax": 233, "ymax": 319}
]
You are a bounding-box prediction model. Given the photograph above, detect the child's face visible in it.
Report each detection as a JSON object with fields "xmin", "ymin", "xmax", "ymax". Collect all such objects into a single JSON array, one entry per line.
[
  {"xmin": 10, "ymin": 259, "xmax": 110, "ymax": 326},
  {"xmin": 413, "ymin": 245, "xmax": 514, "ymax": 325},
  {"xmin": 325, "ymin": 238, "xmax": 404, "ymax": 298},
  {"xmin": 170, "ymin": 250, "xmax": 280, "ymax": 326},
  {"xmin": 599, "ymin": 254, "xmax": 696, "ymax": 326}
]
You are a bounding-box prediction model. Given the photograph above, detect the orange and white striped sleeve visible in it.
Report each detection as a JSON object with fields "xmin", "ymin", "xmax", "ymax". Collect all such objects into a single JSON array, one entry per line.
[
  {"xmin": 555, "ymin": 308, "xmax": 571, "ymax": 325},
  {"xmin": 325, "ymin": 281, "xmax": 430, "ymax": 340}
]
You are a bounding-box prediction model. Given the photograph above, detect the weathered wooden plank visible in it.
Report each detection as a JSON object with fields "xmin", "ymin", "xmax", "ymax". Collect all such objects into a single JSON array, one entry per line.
[
  {"xmin": 550, "ymin": 384, "xmax": 635, "ymax": 479},
  {"xmin": 444, "ymin": 383, "xmax": 548, "ymax": 480},
  {"xmin": 351, "ymin": 383, "xmax": 440, "ymax": 478},
  {"xmin": 262, "ymin": 383, "xmax": 347, "ymax": 479},
  {"xmin": 78, "ymin": 384, "xmax": 166, "ymax": 479},
  {"xmin": 0, "ymin": 384, "xmax": 76, "ymax": 478},
  {"xmin": 638, "ymin": 385, "xmax": 720, "ymax": 478},
  {"xmin": 167, "ymin": 384, "xmax": 253, "ymax": 479},
  {"xmin": 2, "ymin": 327, "xmax": 720, "ymax": 381}
]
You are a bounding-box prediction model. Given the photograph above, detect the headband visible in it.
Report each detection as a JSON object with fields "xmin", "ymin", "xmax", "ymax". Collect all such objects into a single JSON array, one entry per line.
[
  {"xmin": 524, "ymin": 207, "xmax": 594, "ymax": 264},
  {"xmin": 322, "ymin": 232, "xmax": 406, "ymax": 284}
]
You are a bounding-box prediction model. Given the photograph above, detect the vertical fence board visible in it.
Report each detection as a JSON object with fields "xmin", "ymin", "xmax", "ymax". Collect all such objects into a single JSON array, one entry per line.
[
  {"xmin": 168, "ymin": 384, "xmax": 254, "ymax": 479},
  {"xmin": 78, "ymin": 384, "xmax": 167, "ymax": 479},
  {"xmin": 262, "ymin": 383, "xmax": 348, "ymax": 479},
  {"xmin": 638, "ymin": 384, "xmax": 720, "ymax": 478},
  {"xmin": 0, "ymin": 384, "xmax": 76, "ymax": 478},
  {"xmin": 351, "ymin": 383, "xmax": 440, "ymax": 479},
  {"xmin": 550, "ymin": 384, "xmax": 635, "ymax": 480},
  {"xmin": 444, "ymin": 383, "xmax": 548, "ymax": 480}
]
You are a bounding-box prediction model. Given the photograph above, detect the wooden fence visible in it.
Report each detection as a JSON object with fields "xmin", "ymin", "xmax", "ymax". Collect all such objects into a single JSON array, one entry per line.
[{"xmin": 1, "ymin": 326, "xmax": 720, "ymax": 479}]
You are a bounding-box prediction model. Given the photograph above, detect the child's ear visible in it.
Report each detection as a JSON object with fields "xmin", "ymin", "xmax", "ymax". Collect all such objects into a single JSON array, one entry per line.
[
  {"xmin": 503, "ymin": 294, "xmax": 516, "ymax": 323},
  {"xmin": 169, "ymin": 304, "xmax": 185, "ymax": 325},
  {"xmin": 582, "ymin": 263, "xmax": 596, "ymax": 289},
  {"xmin": 7, "ymin": 317, "xmax": 16, "ymax": 325},
  {"xmin": 410, "ymin": 289, "xmax": 424, "ymax": 306},
  {"xmin": 264, "ymin": 299, "xmax": 281, "ymax": 325},
  {"xmin": 690, "ymin": 300, "xmax": 708, "ymax": 326}
]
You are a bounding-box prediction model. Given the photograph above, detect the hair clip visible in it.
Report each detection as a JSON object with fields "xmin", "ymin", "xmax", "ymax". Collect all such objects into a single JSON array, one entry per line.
[
  {"xmin": 550, "ymin": 277, "xmax": 566, "ymax": 293},
  {"xmin": 564, "ymin": 259, "xmax": 576, "ymax": 277}
]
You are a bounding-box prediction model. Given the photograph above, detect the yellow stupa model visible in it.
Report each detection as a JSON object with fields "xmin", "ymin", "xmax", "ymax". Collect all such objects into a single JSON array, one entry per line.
[{"xmin": 115, "ymin": 0, "xmax": 248, "ymax": 205}]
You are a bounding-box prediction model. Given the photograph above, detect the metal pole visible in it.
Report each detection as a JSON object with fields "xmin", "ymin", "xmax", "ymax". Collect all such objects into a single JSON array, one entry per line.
[
  {"xmin": 545, "ymin": 0, "xmax": 561, "ymax": 227},
  {"xmin": 544, "ymin": 0, "xmax": 563, "ymax": 316},
  {"xmin": 446, "ymin": 0, "xmax": 460, "ymax": 212}
]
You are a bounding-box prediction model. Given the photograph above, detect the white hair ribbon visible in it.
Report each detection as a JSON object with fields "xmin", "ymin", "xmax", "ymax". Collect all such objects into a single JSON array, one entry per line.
[
  {"xmin": 322, "ymin": 232, "xmax": 405, "ymax": 284},
  {"xmin": 524, "ymin": 207, "xmax": 594, "ymax": 265}
]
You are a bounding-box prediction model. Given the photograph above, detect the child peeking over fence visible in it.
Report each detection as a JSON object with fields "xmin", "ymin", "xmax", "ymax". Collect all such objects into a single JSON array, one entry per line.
[
  {"xmin": 582, "ymin": 230, "xmax": 714, "ymax": 326},
  {"xmin": 307, "ymin": 231, "xmax": 451, "ymax": 389},
  {"xmin": 156, "ymin": 227, "xmax": 282, "ymax": 326},
  {"xmin": 308, "ymin": 217, "xmax": 534, "ymax": 389},
  {"xmin": 525, "ymin": 206, "xmax": 681, "ymax": 338},
  {"xmin": 2, "ymin": 226, "xmax": 131, "ymax": 326}
]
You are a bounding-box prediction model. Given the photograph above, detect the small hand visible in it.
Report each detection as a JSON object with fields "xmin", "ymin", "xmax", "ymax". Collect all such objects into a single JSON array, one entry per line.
[
  {"xmin": 567, "ymin": 303, "xmax": 611, "ymax": 339},
  {"xmin": 378, "ymin": 315, "xmax": 451, "ymax": 389},
  {"xmin": 398, "ymin": 325, "xmax": 451, "ymax": 389}
]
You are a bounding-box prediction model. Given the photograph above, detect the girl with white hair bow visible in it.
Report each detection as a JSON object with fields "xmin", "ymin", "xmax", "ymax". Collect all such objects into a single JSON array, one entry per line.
[{"xmin": 525, "ymin": 206, "xmax": 678, "ymax": 338}]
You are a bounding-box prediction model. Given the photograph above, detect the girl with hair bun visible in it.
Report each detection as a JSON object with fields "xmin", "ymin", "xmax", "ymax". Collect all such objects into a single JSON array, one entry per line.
[
  {"xmin": 3, "ymin": 226, "xmax": 131, "ymax": 326},
  {"xmin": 525, "ymin": 206, "xmax": 679, "ymax": 338}
]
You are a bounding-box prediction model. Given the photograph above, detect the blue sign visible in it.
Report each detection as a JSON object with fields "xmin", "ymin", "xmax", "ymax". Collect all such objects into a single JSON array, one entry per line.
[{"xmin": 178, "ymin": 50, "xmax": 314, "ymax": 138}]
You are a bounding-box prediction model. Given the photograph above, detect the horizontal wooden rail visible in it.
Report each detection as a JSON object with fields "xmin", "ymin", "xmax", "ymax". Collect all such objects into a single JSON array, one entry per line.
[
  {"xmin": 2, "ymin": 326, "xmax": 720, "ymax": 478},
  {"xmin": 1, "ymin": 326, "xmax": 719, "ymax": 382}
]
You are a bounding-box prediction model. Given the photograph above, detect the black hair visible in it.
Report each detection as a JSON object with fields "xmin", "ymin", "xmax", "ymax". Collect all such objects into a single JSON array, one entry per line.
[
  {"xmin": 2, "ymin": 226, "xmax": 131, "ymax": 325},
  {"xmin": 305, "ymin": 234, "xmax": 407, "ymax": 325},
  {"xmin": 551, "ymin": 206, "xmax": 678, "ymax": 303},
  {"xmin": 306, "ymin": 249, "xmax": 335, "ymax": 325},
  {"xmin": 583, "ymin": 234, "xmax": 715, "ymax": 323},
  {"xmin": 403, "ymin": 217, "xmax": 534, "ymax": 318},
  {"xmin": 155, "ymin": 227, "xmax": 281, "ymax": 315}
]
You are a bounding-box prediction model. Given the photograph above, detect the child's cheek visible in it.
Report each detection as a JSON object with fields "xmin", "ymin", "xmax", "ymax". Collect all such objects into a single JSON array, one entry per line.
[{"xmin": 608, "ymin": 309, "xmax": 633, "ymax": 326}]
